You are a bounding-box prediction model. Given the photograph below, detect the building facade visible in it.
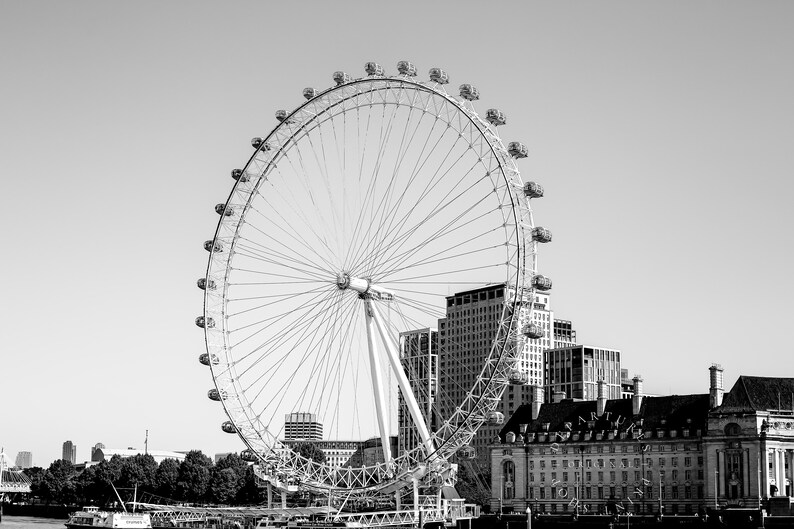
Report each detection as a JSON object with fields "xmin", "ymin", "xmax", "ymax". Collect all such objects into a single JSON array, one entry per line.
[
  {"xmin": 284, "ymin": 412, "xmax": 323, "ymax": 441},
  {"xmin": 543, "ymin": 345, "xmax": 622, "ymax": 402},
  {"xmin": 282, "ymin": 439, "xmax": 365, "ymax": 468},
  {"xmin": 91, "ymin": 443, "xmax": 105, "ymax": 461},
  {"xmin": 437, "ymin": 284, "xmax": 569, "ymax": 468},
  {"xmin": 490, "ymin": 366, "xmax": 794, "ymax": 516},
  {"xmin": 62, "ymin": 441, "xmax": 77, "ymax": 464},
  {"xmin": 398, "ymin": 328, "xmax": 439, "ymax": 456},
  {"xmin": 14, "ymin": 451, "xmax": 32, "ymax": 469}
]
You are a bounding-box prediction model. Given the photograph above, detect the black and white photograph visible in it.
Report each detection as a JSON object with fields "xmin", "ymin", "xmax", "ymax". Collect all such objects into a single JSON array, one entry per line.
[{"xmin": 2, "ymin": 2, "xmax": 793, "ymax": 528}]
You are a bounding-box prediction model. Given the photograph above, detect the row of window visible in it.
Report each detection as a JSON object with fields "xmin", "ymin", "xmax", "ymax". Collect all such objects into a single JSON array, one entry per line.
[
  {"xmin": 529, "ymin": 469, "xmax": 703, "ymax": 483},
  {"xmin": 529, "ymin": 456, "xmax": 702, "ymax": 469}
]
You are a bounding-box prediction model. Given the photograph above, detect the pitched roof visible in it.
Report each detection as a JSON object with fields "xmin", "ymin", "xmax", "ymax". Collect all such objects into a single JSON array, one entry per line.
[
  {"xmin": 499, "ymin": 394, "xmax": 710, "ymax": 441},
  {"xmin": 719, "ymin": 376, "xmax": 794, "ymax": 413}
]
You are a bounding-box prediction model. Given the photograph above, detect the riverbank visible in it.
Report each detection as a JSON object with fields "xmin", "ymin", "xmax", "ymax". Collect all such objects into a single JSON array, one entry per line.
[{"xmin": 2, "ymin": 504, "xmax": 75, "ymax": 520}]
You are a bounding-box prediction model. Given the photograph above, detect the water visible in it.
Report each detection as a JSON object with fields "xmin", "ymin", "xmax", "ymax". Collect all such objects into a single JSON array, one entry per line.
[{"xmin": 0, "ymin": 516, "xmax": 64, "ymax": 529}]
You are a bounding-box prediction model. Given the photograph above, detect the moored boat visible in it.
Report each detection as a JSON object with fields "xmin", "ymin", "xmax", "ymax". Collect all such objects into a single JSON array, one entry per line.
[{"xmin": 65, "ymin": 505, "xmax": 152, "ymax": 529}]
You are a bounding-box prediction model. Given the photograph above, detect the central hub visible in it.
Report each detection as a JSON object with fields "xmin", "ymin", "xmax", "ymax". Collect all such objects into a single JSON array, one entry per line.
[{"xmin": 336, "ymin": 273, "xmax": 395, "ymax": 301}]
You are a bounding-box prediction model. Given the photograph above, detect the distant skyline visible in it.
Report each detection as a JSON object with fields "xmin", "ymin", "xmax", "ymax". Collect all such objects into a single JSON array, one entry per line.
[{"xmin": 2, "ymin": 1, "xmax": 793, "ymax": 465}]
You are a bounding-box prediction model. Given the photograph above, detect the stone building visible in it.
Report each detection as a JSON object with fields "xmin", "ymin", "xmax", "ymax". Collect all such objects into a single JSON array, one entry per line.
[{"xmin": 489, "ymin": 365, "xmax": 794, "ymax": 516}]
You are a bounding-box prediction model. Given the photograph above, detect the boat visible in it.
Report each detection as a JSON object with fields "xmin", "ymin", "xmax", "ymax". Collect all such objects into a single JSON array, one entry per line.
[{"xmin": 65, "ymin": 505, "xmax": 152, "ymax": 528}]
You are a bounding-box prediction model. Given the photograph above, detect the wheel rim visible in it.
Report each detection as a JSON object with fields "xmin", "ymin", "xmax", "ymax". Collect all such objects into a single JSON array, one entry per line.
[{"xmin": 201, "ymin": 74, "xmax": 539, "ymax": 493}]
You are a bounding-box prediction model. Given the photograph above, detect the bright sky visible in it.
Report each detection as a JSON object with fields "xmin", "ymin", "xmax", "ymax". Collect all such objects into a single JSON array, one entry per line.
[{"xmin": 2, "ymin": 1, "xmax": 792, "ymax": 468}]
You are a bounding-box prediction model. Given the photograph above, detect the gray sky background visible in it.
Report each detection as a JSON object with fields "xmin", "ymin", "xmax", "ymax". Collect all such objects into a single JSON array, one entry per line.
[{"xmin": 2, "ymin": 1, "xmax": 792, "ymax": 467}]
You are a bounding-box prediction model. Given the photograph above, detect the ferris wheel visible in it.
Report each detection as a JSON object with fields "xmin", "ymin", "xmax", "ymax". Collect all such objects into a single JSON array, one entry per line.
[{"xmin": 197, "ymin": 61, "xmax": 551, "ymax": 495}]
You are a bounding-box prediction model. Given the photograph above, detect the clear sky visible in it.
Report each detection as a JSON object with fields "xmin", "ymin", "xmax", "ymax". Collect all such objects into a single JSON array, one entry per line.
[{"xmin": 2, "ymin": 0, "xmax": 792, "ymax": 467}]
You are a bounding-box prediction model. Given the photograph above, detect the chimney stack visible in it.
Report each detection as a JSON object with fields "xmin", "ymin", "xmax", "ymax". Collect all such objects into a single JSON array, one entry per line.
[
  {"xmin": 531, "ymin": 385, "xmax": 544, "ymax": 420},
  {"xmin": 632, "ymin": 375, "xmax": 644, "ymax": 416},
  {"xmin": 597, "ymin": 379, "xmax": 607, "ymax": 417},
  {"xmin": 709, "ymin": 364, "xmax": 724, "ymax": 408}
]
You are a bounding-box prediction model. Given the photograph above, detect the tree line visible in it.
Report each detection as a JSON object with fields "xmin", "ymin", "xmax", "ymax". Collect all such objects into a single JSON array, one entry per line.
[{"xmin": 23, "ymin": 450, "xmax": 262, "ymax": 507}]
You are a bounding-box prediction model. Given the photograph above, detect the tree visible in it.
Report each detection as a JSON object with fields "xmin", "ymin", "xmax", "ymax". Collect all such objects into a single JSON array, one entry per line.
[
  {"xmin": 294, "ymin": 443, "xmax": 326, "ymax": 464},
  {"xmin": 155, "ymin": 458, "xmax": 180, "ymax": 499},
  {"xmin": 455, "ymin": 463, "xmax": 491, "ymax": 507},
  {"xmin": 26, "ymin": 466, "xmax": 46, "ymax": 499},
  {"xmin": 209, "ymin": 467, "xmax": 240, "ymax": 504},
  {"xmin": 40, "ymin": 459, "xmax": 77, "ymax": 505},
  {"xmin": 119, "ymin": 454, "xmax": 157, "ymax": 493},
  {"xmin": 176, "ymin": 450, "xmax": 213, "ymax": 503},
  {"xmin": 236, "ymin": 465, "xmax": 263, "ymax": 505},
  {"xmin": 74, "ymin": 465, "xmax": 105, "ymax": 505}
]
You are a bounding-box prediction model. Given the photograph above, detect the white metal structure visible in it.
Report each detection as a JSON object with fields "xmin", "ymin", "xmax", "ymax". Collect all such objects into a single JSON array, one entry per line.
[
  {"xmin": 0, "ymin": 449, "xmax": 32, "ymax": 495},
  {"xmin": 198, "ymin": 62, "xmax": 549, "ymax": 496}
]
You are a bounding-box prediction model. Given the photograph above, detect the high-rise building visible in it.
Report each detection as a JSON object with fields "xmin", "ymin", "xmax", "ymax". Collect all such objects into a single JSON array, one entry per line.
[
  {"xmin": 62, "ymin": 440, "xmax": 77, "ymax": 464},
  {"xmin": 397, "ymin": 327, "xmax": 439, "ymax": 455},
  {"xmin": 91, "ymin": 442, "xmax": 106, "ymax": 462},
  {"xmin": 15, "ymin": 451, "xmax": 32, "ymax": 469},
  {"xmin": 543, "ymin": 345, "xmax": 622, "ymax": 401},
  {"xmin": 283, "ymin": 412, "xmax": 323, "ymax": 441},
  {"xmin": 437, "ymin": 284, "xmax": 559, "ymax": 467},
  {"xmin": 553, "ymin": 319, "xmax": 576, "ymax": 347}
]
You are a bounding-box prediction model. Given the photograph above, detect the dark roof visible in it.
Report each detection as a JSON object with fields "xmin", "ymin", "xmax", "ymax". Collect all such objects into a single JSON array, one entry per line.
[
  {"xmin": 499, "ymin": 394, "xmax": 710, "ymax": 442},
  {"xmin": 719, "ymin": 376, "xmax": 794, "ymax": 413}
]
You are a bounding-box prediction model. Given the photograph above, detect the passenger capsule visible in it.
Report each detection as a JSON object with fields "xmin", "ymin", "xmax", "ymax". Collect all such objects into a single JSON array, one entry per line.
[
  {"xmin": 458, "ymin": 445, "xmax": 476, "ymax": 460},
  {"xmin": 524, "ymin": 182, "xmax": 544, "ymax": 199},
  {"xmin": 221, "ymin": 421, "xmax": 237, "ymax": 434},
  {"xmin": 240, "ymin": 449, "xmax": 258, "ymax": 462},
  {"xmin": 208, "ymin": 388, "xmax": 228, "ymax": 401},
  {"xmin": 532, "ymin": 227, "xmax": 552, "ymax": 243},
  {"xmin": 486, "ymin": 109, "xmax": 507, "ymax": 126},
  {"xmin": 509, "ymin": 369, "xmax": 529, "ymax": 385},
  {"xmin": 459, "ymin": 84, "xmax": 480, "ymax": 101},
  {"xmin": 204, "ymin": 240, "xmax": 223, "ymax": 253},
  {"xmin": 523, "ymin": 323, "xmax": 545, "ymax": 339},
  {"xmin": 195, "ymin": 316, "xmax": 215, "ymax": 329},
  {"xmin": 197, "ymin": 278, "xmax": 216, "ymax": 291},
  {"xmin": 303, "ymin": 87, "xmax": 317, "ymax": 100},
  {"xmin": 397, "ymin": 61, "xmax": 417, "ymax": 76},
  {"xmin": 275, "ymin": 110, "xmax": 293, "ymax": 124},
  {"xmin": 333, "ymin": 71, "xmax": 351, "ymax": 85},
  {"xmin": 429, "ymin": 68, "xmax": 449, "ymax": 84},
  {"xmin": 532, "ymin": 275, "xmax": 553, "ymax": 291},
  {"xmin": 198, "ymin": 353, "xmax": 219, "ymax": 366},
  {"xmin": 508, "ymin": 142, "xmax": 529, "ymax": 158},
  {"xmin": 365, "ymin": 62, "xmax": 384, "ymax": 76},
  {"xmin": 215, "ymin": 203, "xmax": 234, "ymax": 216},
  {"xmin": 251, "ymin": 137, "xmax": 271, "ymax": 150},
  {"xmin": 231, "ymin": 168, "xmax": 248, "ymax": 183},
  {"xmin": 486, "ymin": 411, "xmax": 505, "ymax": 425}
]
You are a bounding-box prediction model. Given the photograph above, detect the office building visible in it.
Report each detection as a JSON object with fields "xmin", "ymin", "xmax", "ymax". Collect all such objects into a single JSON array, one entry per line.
[
  {"xmin": 544, "ymin": 345, "xmax": 622, "ymax": 402},
  {"xmin": 438, "ymin": 284, "xmax": 562, "ymax": 467},
  {"xmin": 398, "ymin": 327, "xmax": 439, "ymax": 456},
  {"xmin": 14, "ymin": 451, "xmax": 32, "ymax": 469},
  {"xmin": 62, "ymin": 440, "xmax": 77, "ymax": 464},
  {"xmin": 284, "ymin": 412, "xmax": 323, "ymax": 441},
  {"xmin": 282, "ymin": 439, "xmax": 364, "ymax": 468},
  {"xmin": 91, "ymin": 443, "xmax": 105, "ymax": 461}
]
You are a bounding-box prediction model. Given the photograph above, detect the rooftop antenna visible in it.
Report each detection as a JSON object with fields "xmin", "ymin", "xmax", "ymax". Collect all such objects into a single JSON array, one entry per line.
[{"xmin": 145, "ymin": 430, "xmax": 148, "ymax": 455}]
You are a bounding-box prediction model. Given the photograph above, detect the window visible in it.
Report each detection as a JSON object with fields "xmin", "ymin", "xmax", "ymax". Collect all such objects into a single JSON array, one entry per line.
[
  {"xmin": 503, "ymin": 460, "xmax": 515, "ymax": 500},
  {"xmin": 684, "ymin": 457, "xmax": 691, "ymax": 467}
]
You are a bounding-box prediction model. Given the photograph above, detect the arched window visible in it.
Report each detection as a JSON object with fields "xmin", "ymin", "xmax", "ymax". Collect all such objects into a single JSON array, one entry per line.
[
  {"xmin": 503, "ymin": 460, "xmax": 515, "ymax": 500},
  {"xmin": 724, "ymin": 423, "xmax": 741, "ymax": 436}
]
